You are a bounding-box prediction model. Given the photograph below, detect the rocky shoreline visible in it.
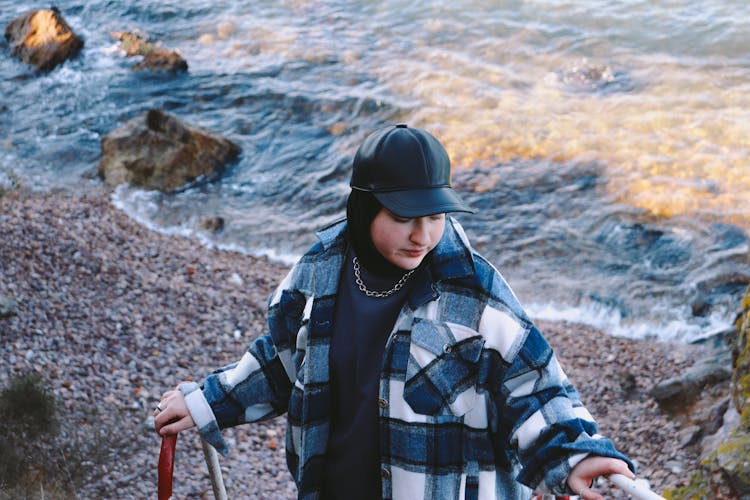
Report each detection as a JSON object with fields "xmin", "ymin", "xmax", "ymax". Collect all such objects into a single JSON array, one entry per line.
[{"xmin": 0, "ymin": 187, "xmax": 737, "ymax": 498}]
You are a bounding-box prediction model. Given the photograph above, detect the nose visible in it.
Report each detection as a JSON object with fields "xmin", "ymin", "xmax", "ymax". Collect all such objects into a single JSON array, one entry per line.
[{"xmin": 409, "ymin": 219, "xmax": 430, "ymax": 246}]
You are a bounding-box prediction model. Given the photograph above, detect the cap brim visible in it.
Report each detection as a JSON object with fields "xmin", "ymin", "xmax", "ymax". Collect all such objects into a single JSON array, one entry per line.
[{"xmin": 373, "ymin": 187, "xmax": 475, "ymax": 218}]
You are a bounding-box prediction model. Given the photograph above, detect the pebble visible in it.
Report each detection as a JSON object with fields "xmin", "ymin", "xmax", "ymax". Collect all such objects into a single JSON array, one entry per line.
[
  {"xmin": 0, "ymin": 189, "xmax": 715, "ymax": 499},
  {"xmin": 666, "ymin": 460, "xmax": 685, "ymax": 474},
  {"xmin": 678, "ymin": 425, "xmax": 703, "ymax": 448},
  {"xmin": 1, "ymin": 189, "xmax": 292, "ymax": 499},
  {"xmin": 0, "ymin": 294, "xmax": 17, "ymax": 318}
]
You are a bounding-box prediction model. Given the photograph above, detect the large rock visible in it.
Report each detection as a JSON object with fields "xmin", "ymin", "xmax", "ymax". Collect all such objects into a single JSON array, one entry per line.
[
  {"xmin": 733, "ymin": 285, "xmax": 750, "ymax": 429},
  {"xmin": 98, "ymin": 109, "xmax": 240, "ymax": 193},
  {"xmin": 664, "ymin": 284, "xmax": 750, "ymax": 499},
  {"xmin": 650, "ymin": 352, "xmax": 732, "ymax": 412},
  {"xmin": 713, "ymin": 432, "xmax": 750, "ymax": 498},
  {"xmin": 4, "ymin": 8, "xmax": 83, "ymax": 71},
  {"xmin": 110, "ymin": 31, "xmax": 187, "ymax": 73}
]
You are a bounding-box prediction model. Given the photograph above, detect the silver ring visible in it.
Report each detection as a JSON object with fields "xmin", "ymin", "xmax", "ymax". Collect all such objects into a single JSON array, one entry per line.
[
  {"xmin": 155, "ymin": 404, "xmax": 163, "ymax": 413},
  {"xmin": 579, "ymin": 486, "xmax": 587, "ymax": 498}
]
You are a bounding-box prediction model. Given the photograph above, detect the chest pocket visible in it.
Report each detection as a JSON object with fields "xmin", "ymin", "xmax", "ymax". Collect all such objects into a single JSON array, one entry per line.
[{"xmin": 403, "ymin": 319, "xmax": 484, "ymax": 417}]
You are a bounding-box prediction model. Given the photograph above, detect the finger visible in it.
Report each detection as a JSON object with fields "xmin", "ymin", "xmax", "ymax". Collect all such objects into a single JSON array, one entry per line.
[
  {"xmin": 585, "ymin": 457, "xmax": 634, "ymax": 479},
  {"xmin": 617, "ymin": 462, "xmax": 636, "ymax": 479},
  {"xmin": 154, "ymin": 411, "xmax": 169, "ymax": 432},
  {"xmin": 616, "ymin": 467, "xmax": 635, "ymax": 479},
  {"xmin": 154, "ymin": 405, "xmax": 179, "ymax": 431},
  {"xmin": 154, "ymin": 401, "xmax": 165, "ymax": 415},
  {"xmin": 155, "ymin": 405, "xmax": 180, "ymax": 427},
  {"xmin": 600, "ymin": 458, "xmax": 635, "ymax": 479},
  {"xmin": 578, "ymin": 486, "xmax": 603, "ymax": 500},
  {"xmin": 159, "ymin": 416, "xmax": 193, "ymax": 436}
]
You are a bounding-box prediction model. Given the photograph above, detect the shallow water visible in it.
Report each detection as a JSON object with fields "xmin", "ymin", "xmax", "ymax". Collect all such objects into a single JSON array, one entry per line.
[{"xmin": 2, "ymin": 0, "xmax": 748, "ymax": 341}]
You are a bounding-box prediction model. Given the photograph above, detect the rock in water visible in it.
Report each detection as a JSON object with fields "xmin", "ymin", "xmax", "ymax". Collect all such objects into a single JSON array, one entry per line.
[
  {"xmin": 199, "ymin": 216, "xmax": 225, "ymax": 233},
  {"xmin": 552, "ymin": 59, "xmax": 633, "ymax": 95},
  {"xmin": 4, "ymin": 8, "xmax": 84, "ymax": 71},
  {"xmin": 110, "ymin": 31, "xmax": 188, "ymax": 73},
  {"xmin": 98, "ymin": 109, "xmax": 240, "ymax": 193}
]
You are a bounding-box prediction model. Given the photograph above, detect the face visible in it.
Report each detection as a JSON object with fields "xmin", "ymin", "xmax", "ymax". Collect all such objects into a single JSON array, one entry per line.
[{"xmin": 370, "ymin": 208, "xmax": 446, "ymax": 270}]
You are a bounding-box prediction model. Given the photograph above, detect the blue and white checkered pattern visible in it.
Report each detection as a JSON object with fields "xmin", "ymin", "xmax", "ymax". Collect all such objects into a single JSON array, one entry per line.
[{"xmin": 180, "ymin": 217, "xmax": 631, "ymax": 499}]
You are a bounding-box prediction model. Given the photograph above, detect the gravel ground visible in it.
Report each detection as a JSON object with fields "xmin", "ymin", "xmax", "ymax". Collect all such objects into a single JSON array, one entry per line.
[{"xmin": 0, "ymin": 188, "xmax": 713, "ymax": 499}]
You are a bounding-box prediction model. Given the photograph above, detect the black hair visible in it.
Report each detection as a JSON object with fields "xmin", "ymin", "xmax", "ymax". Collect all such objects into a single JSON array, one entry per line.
[{"xmin": 346, "ymin": 190, "xmax": 407, "ymax": 276}]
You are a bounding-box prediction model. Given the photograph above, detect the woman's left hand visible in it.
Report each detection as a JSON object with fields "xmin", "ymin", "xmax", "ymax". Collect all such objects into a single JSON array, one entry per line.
[{"xmin": 567, "ymin": 456, "xmax": 634, "ymax": 500}]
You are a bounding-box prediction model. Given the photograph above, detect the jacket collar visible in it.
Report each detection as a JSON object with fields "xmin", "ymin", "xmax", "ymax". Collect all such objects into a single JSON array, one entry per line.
[
  {"xmin": 429, "ymin": 216, "xmax": 476, "ymax": 282},
  {"xmin": 315, "ymin": 218, "xmax": 347, "ymax": 251}
]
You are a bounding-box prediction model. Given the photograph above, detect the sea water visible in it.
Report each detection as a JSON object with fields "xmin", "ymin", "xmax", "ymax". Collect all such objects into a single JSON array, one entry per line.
[{"xmin": 1, "ymin": 0, "xmax": 748, "ymax": 342}]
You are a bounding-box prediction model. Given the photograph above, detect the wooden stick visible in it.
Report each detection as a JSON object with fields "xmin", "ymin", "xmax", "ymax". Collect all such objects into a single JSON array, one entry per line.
[{"xmin": 201, "ymin": 438, "xmax": 228, "ymax": 500}]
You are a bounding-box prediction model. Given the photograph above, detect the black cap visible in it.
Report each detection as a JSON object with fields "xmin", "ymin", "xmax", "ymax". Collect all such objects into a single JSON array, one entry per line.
[{"xmin": 350, "ymin": 124, "xmax": 474, "ymax": 217}]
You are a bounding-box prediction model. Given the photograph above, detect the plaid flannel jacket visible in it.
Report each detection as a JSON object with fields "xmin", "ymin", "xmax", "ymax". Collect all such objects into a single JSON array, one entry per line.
[{"xmin": 180, "ymin": 217, "xmax": 631, "ymax": 499}]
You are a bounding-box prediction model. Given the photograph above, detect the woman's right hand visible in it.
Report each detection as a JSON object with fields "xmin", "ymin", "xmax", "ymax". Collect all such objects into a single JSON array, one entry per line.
[{"xmin": 154, "ymin": 387, "xmax": 196, "ymax": 436}]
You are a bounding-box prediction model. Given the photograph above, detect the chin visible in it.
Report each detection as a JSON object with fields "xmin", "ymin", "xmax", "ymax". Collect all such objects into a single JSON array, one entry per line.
[{"xmin": 393, "ymin": 255, "xmax": 425, "ymax": 270}]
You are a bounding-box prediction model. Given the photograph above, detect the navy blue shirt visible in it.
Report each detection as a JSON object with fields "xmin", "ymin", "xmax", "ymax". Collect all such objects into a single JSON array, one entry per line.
[{"xmin": 322, "ymin": 248, "xmax": 415, "ymax": 500}]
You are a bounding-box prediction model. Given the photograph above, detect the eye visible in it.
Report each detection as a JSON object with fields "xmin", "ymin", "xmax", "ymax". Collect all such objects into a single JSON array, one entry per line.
[
  {"xmin": 429, "ymin": 214, "xmax": 445, "ymax": 221},
  {"xmin": 390, "ymin": 214, "xmax": 411, "ymax": 223}
]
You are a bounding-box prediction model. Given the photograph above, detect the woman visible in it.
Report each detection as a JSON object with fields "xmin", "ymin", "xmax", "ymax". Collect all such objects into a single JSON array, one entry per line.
[{"xmin": 154, "ymin": 124, "xmax": 634, "ymax": 500}]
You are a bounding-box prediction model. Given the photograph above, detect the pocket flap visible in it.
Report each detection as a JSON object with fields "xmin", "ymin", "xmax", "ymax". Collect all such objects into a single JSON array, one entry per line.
[
  {"xmin": 410, "ymin": 319, "xmax": 484, "ymax": 363},
  {"xmin": 410, "ymin": 319, "xmax": 452, "ymax": 356},
  {"xmin": 404, "ymin": 319, "xmax": 484, "ymax": 417}
]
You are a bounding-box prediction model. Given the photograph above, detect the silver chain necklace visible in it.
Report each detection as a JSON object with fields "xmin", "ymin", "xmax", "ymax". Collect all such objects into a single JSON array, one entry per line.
[{"xmin": 352, "ymin": 256, "xmax": 416, "ymax": 298}]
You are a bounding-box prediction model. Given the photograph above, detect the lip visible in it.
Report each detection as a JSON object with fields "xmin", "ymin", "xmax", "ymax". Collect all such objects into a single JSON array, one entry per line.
[{"xmin": 402, "ymin": 249, "xmax": 426, "ymax": 257}]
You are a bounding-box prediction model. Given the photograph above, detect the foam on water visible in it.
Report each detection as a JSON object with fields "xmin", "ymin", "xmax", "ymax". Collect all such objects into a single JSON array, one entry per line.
[
  {"xmin": 526, "ymin": 300, "xmax": 732, "ymax": 343},
  {"xmin": 111, "ymin": 185, "xmax": 301, "ymax": 265}
]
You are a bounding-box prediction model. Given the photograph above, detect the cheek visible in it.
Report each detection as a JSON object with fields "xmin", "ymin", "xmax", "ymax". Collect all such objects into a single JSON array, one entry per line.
[
  {"xmin": 371, "ymin": 223, "xmax": 400, "ymax": 253},
  {"xmin": 430, "ymin": 222, "xmax": 446, "ymax": 246},
  {"xmin": 387, "ymin": 227, "xmax": 409, "ymax": 251}
]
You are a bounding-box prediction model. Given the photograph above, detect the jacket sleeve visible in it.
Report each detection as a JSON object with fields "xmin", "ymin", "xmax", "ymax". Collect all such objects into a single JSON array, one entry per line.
[
  {"xmin": 180, "ymin": 266, "xmax": 303, "ymax": 456},
  {"xmin": 488, "ymin": 322, "xmax": 634, "ymax": 495}
]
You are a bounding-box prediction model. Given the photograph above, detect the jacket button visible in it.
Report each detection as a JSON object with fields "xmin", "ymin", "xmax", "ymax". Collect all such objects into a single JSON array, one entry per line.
[
  {"xmin": 381, "ymin": 468, "xmax": 391, "ymax": 480},
  {"xmin": 443, "ymin": 344, "xmax": 452, "ymax": 354},
  {"xmin": 378, "ymin": 398, "xmax": 388, "ymax": 409}
]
